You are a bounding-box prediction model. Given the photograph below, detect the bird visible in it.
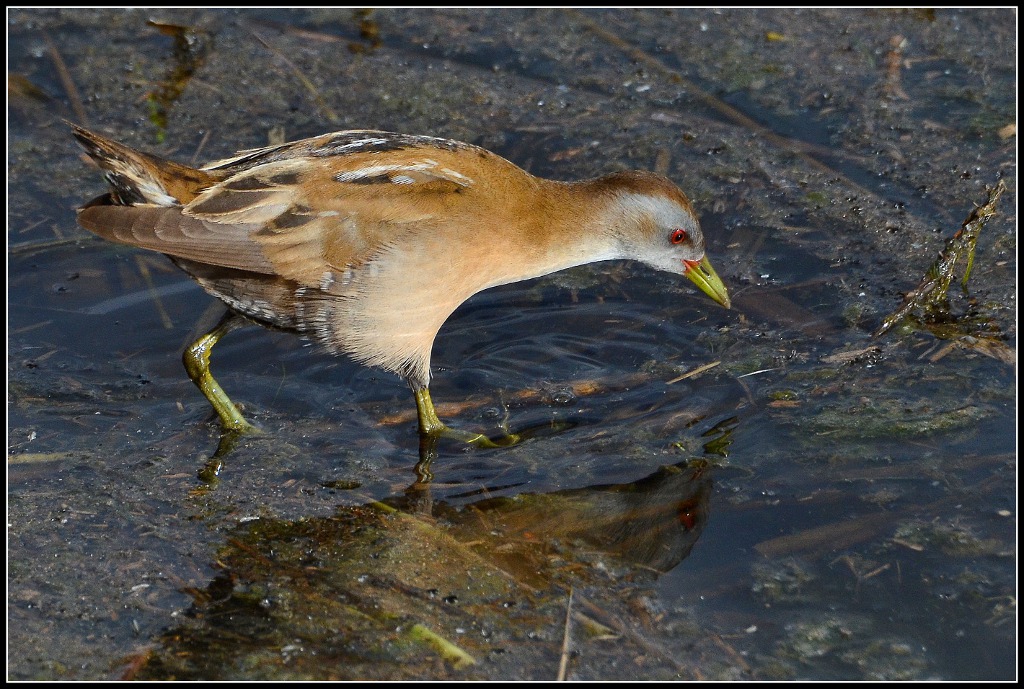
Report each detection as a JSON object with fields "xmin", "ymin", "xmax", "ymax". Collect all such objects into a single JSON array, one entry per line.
[{"xmin": 71, "ymin": 124, "xmax": 730, "ymax": 445}]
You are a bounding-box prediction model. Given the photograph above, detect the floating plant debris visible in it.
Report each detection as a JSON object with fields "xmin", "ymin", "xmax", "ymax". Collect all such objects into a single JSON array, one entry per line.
[{"xmin": 873, "ymin": 180, "xmax": 1007, "ymax": 338}]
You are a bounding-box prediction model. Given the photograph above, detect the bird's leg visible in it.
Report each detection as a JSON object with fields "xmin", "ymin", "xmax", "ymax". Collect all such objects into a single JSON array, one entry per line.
[
  {"xmin": 412, "ymin": 387, "xmax": 447, "ymax": 436},
  {"xmin": 182, "ymin": 311, "xmax": 257, "ymax": 434},
  {"xmin": 413, "ymin": 387, "xmax": 520, "ymax": 449}
]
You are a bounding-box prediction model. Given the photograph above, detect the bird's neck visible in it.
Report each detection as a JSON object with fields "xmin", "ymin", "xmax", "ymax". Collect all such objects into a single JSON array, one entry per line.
[{"xmin": 516, "ymin": 177, "xmax": 639, "ymax": 273}]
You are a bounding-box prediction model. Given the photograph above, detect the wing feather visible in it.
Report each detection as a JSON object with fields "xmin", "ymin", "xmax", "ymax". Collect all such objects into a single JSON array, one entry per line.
[{"xmin": 78, "ymin": 204, "xmax": 276, "ymax": 275}]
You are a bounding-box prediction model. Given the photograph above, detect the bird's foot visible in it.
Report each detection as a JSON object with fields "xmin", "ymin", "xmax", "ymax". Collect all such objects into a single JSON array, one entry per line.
[
  {"xmin": 438, "ymin": 425, "xmax": 521, "ymax": 449},
  {"xmin": 414, "ymin": 388, "xmax": 523, "ymax": 448}
]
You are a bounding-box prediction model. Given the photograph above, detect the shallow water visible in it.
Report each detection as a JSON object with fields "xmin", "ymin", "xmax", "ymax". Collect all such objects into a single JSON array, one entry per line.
[{"xmin": 8, "ymin": 8, "xmax": 1016, "ymax": 681}]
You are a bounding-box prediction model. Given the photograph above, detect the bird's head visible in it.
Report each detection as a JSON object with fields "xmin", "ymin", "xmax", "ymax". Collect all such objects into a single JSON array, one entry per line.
[{"xmin": 597, "ymin": 171, "xmax": 731, "ymax": 309}]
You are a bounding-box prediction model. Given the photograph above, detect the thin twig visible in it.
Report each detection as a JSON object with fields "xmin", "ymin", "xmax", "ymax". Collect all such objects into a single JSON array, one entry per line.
[
  {"xmin": 709, "ymin": 633, "xmax": 751, "ymax": 674},
  {"xmin": 735, "ymin": 367, "xmax": 779, "ymax": 379},
  {"xmin": 43, "ymin": 32, "xmax": 87, "ymax": 125},
  {"xmin": 666, "ymin": 360, "xmax": 721, "ymax": 384},
  {"xmin": 250, "ymin": 29, "xmax": 340, "ymax": 124},
  {"xmin": 557, "ymin": 587, "xmax": 574, "ymax": 681},
  {"xmin": 9, "ymin": 236, "xmax": 87, "ymax": 256},
  {"xmin": 135, "ymin": 255, "xmax": 175, "ymax": 330},
  {"xmin": 884, "ymin": 35, "xmax": 911, "ymax": 101},
  {"xmin": 189, "ymin": 128, "xmax": 212, "ymax": 167},
  {"xmin": 10, "ymin": 320, "xmax": 54, "ymax": 336}
]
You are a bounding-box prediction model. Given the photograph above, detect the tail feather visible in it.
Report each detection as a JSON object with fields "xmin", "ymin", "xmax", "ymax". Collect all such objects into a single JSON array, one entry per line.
[{"xmin": 70, "ymin": 124, "xmax": 217, "ymax": 206}]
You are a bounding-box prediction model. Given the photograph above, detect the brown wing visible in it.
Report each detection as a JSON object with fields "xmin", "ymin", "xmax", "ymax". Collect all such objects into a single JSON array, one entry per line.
[
  {"xmin": 178, "ymin": 151, "xmax": 478, "ymax": 286},
  {"xmin": 78, "ymin": 148, "xmax": 477, "ymax": 286}
]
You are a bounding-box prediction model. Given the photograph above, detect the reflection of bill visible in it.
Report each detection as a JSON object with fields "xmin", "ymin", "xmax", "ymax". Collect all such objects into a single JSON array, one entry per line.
[{"xmin": 432, "ymin": 461, "xmax": 713, "ymax": 577}]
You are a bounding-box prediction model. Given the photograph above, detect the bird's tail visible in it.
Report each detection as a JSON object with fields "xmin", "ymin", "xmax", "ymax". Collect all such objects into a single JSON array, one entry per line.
[{"xmin": 71, "ymin": 123, "xmax": 216, "ymax": 207}]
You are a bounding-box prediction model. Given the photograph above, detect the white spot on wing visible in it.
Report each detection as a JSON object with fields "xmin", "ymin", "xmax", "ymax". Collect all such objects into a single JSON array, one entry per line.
[
  {"xmin": 335, "ymin": 162, "xmax": 474, "ymax": 187},
  {"xmin": 438, "ymin": 167, "xmax": 474, "ymax": 185},
  {"xmin": 335, "ymin": 164, "xmax": 406, "ymax": 182},
  {"xmin": 330, "ymin": 137, "xmax": 390, "ymax": 152},
  {"xmin": 136, "ymin": 183, "xmax": 178, "ymax": 207}
]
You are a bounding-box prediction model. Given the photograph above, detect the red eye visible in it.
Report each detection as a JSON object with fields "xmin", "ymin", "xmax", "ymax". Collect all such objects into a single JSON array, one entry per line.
[{"xmin": 670, "ymin": 228, "xmax": 688, "ymax": 244}]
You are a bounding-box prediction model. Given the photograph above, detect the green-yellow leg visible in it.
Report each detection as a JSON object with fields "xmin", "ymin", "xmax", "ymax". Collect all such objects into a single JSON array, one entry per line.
[
  {"xmin": 413, "ymin": 388, "xmax": 519, "ymax": 449},
  {"xmin": 182, "ymin": 312, "xmax": 256, "ymax": 434}
]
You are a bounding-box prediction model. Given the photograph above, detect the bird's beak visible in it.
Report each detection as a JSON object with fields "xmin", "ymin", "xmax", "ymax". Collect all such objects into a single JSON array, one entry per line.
[{"xmin": 683, "ymin": 256, "xmax": 731, "ymax": 309}]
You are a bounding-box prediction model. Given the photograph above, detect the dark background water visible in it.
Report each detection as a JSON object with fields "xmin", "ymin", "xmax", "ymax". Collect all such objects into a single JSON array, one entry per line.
[{"xmin": 8, "ymin": 8, "xmax": 1016, "ymax": 680}]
